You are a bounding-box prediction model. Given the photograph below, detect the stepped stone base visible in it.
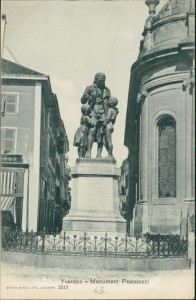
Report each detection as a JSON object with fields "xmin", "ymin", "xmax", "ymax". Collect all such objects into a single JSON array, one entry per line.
[{"xmin": 63, "ymin": 158, "xmax": 126, "ymax": 233}]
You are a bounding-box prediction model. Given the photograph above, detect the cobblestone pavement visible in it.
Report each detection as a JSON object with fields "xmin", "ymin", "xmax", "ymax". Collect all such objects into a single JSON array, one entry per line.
[{"xmin": 1, "ymin": 261, "xmax": 195, "ymax": 300}]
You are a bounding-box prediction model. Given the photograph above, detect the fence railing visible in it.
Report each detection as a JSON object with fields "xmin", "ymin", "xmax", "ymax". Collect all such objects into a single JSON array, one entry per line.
[{"xmin": 1, "ymin": 229, "xmax": 188, "ymax": 259}]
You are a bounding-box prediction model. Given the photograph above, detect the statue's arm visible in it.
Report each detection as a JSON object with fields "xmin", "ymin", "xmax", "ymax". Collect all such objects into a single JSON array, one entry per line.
[
  {"xmin": 111, "ymin": 108, "xmax": 119, "ymax": 124},
  {"xmin": 81, "ymin": 86, "xmax": 93, "ymax": 104},
  {"xmin": 105, "ymin": 87, "xmax": 111, "ymax": 98},
  {"xmin": 86, "ymin": 115, "xmax": 95, "ymax": 127},
  {"xmin": 104, "ymin": 109, "xmax": 112, "ymax": 125}
]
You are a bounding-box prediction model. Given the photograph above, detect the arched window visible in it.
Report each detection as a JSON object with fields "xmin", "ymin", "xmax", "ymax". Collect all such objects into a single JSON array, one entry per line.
[{"xmin": 158, "ymin": 116, "xmax": 176, "ymax": 198}]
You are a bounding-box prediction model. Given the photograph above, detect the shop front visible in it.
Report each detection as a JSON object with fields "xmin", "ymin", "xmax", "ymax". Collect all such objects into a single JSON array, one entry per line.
[{"xmin": 1, "ymin": 155, "xmax": 28, "ymax": 230}]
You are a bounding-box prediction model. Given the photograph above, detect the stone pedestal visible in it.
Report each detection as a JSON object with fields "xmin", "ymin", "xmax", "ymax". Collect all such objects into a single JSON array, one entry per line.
[{"xmin": 63, "ymin": 158, "xmax": 126, "ymax": 233}]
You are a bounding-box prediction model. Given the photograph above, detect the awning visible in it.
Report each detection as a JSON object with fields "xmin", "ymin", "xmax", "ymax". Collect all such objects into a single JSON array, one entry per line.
[
  {"xmin": 1, "ymin": 196, "xmax": 15, "ymax": 210},
  {"xmin": 1, "ymin": 196, "xmax": 16, "ymax": 222},
  {"xmin": 0, "ymin": 171, "xmax": 15, "ymax": 195}
]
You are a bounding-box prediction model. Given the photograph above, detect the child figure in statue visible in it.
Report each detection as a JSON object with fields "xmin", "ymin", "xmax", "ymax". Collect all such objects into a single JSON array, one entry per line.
[
  {"xmin": 73, "ymin": 104, "xmax": 95, "ymax": 158},
  {"xmin": 103, "ymin": 97, "xmax": 119, "ymax": 158}
]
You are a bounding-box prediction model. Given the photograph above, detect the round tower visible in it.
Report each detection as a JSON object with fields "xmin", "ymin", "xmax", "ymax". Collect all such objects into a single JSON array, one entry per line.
[{"xmin": 124, "ymin": 0, "xmax": 195, "ymax": 235}]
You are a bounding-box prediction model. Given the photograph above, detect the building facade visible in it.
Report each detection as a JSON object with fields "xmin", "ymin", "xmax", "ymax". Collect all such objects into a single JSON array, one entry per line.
[
  {"xmin": 124, "ymin": 0, "xmax": 195, "ymax": 235},
  {"xmin": 119, "ymin": 158, "xmax": 130, "ymax": 232},
  {"xmin": 1, "ymin": 59, "xmax": 71, "ymax": 232}
]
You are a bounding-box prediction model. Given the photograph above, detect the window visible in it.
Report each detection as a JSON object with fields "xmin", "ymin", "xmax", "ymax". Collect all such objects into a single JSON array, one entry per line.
[
  {"xmin": 158, "ymin": 116, "xmax": 176, "ymax": 198},
  {"xmin": 1, "ymin": 128, "xmax": 17, "ymax": 153},
  {"xmin": 1, "ymin": 94, "xmax": 6, "ymax": 113},
  {"xmin": 1, "ymin": 93, "xmax": 18, "ymax": 114}
]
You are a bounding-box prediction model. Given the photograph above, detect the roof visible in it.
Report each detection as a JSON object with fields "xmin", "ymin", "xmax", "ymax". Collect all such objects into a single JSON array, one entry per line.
[
  {"xmin": 1, "ymin": 59, "xmax": 45, "ymax": 77},
  {"xmin": 153, "ymin": 0, "xmax": 192, "ymax": 23},
  {"xmin": 139, "ymin": 0, "xmax": 194, "ymax": 59}
]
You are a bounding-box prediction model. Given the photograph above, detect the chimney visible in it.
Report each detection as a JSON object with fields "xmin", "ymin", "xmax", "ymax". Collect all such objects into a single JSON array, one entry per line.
[{"xmin": 1, "ymin": 14, "xmax": 7, "ymax": 57}]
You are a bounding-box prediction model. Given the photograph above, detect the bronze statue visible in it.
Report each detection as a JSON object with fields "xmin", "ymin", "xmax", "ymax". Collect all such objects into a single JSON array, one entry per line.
[
  {"xmin": 103, "ymin": 97, "xmax": 119, "ymax": 158},
  {"xmin": 76, "ymin": 73, "xmax": 119, "ymax": 159},
  {"xmin": 81, "ymin": 72, "xmax": 111, "ymax": 158},
  {"xmin": 73, "ymin": 104, "xmax": 95, "ymax": 157}
]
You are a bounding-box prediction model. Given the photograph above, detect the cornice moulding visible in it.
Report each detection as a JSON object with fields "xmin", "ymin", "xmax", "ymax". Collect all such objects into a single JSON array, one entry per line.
[{"xmin": 140, "ymin": 71, "xmax": 191, "ymax": 92}]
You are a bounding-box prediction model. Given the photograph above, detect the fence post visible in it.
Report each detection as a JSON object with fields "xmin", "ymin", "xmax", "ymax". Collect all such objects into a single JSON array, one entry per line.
[
  {"xmin": 30, "ymin": 230, "xmax": 33, "ymax": 253},
  {"xmin": 25, "ymin": 229, "xmax": 28, "ymax": 251},
  {"xmin": 73, "ymin": 235, "xmax": 77, "ymax": 252},
  {"xmin": 135, "ymin": 234, "xmax": 138, "ymax": 259},
  {"xmin": 14, "ymin": 227, "xmax": 18, "ymax": 251},
  {"xmin": 125, "ymin": 234, "xmax": 128, "ymax": 257},
  {"xmin": 41, "ymin": 228, "xmax": 46, "ymax": 254},
  {"xmin": 63, "ymin": 231, "xmax": 66, "ymax": 253},
  {"xmin": 18, "ymin": 230, "xmax": 21, "ymax": 252},
  {"xmin": 84, "ymin": 232, "xmax": 87, "ymax": 255},
  {"xmin": 53, "ymin": 231, "xmax": 56, "ymax": 251},
  {"xmin": 94, "ymin": 236, "xmax": 97, "ymax": 252},
  {"xmin": 104, "ymin": 233, "xmax": 107, "ymax": 256},
  {"xmin": 145, "ymin": 235, "xmax": 149, "ymax": 258},
  {"xmin": 157, "ymin": 234, "xmax": 160, "ymax": 258},
  {"xmin": 167, "ymin": 234, "xmax": 170, "ymax": 257}
]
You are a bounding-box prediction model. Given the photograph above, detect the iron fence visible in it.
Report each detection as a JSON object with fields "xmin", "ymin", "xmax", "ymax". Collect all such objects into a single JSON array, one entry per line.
[{"xmin": 1, "ymin": 228, "xmax": 188, "ymax": 259}]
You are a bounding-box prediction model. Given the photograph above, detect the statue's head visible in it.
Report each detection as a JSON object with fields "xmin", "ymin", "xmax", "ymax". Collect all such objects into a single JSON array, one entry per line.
[
  {"xmin": 81, "ymin": 104, "xmax": 91, "ymax": 115},
  {"xmin": 108, "ymin": 97, "xmax": 118, "ymax": 107},
  {"xmin": 94, "ymin": 72, "xmax": 106, "ymax": 90}
]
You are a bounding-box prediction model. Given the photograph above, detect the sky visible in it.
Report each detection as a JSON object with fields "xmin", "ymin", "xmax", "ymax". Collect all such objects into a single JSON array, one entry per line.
[{"xmin": 1, "ymin": 0, "xmax": 166, "ymax": 168}]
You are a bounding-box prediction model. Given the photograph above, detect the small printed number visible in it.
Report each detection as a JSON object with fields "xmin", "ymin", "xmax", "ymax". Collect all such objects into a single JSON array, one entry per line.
[
  {"xmin": 58, "ymin": 285, "xmax": 68, "ymax": 289},
  {"xmin": 94, "ymin": 286, "xmax": 104, "ymax": 294}
]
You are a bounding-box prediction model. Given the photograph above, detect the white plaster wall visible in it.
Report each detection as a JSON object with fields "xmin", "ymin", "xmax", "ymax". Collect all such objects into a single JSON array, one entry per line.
[
  {"xmin": 28, "ymin": 82, "xmax": 41, "ymax": 231},
  {"xmin": 22, "ymin": 168, "xmax": 29, "ymax": 231},
  {"xmin": 140, "ymin": 97, "xmax": 149, "ymax": 203},
  {"xmin": 138, "ymin": 72, "xmax": 194, "ymax": 232}
]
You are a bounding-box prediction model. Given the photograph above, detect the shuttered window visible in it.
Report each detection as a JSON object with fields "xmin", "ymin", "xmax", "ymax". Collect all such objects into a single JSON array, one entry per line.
[
  {"xmin": 1, "ymin": 93, "xmax": 18, "ymax": 114},
  {"xmin": 1, "ymin": 128, "xmax": 17, "ymax": 153},
  {"xmin": 1, "ymin": 93, "xmax": 6, "ymax": 113}
]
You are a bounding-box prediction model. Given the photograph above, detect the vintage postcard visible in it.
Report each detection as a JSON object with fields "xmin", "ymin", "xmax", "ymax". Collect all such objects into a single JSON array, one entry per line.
[{"xmin": 1, "ymin": 0, "xmax": 195, "ymax": 299}]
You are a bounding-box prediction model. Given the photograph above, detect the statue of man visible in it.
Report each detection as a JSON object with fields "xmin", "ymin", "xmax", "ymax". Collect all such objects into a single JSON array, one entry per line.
[{"xmin": 81, "ymin": 72, "xmax": 111, "ymax": 158}]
